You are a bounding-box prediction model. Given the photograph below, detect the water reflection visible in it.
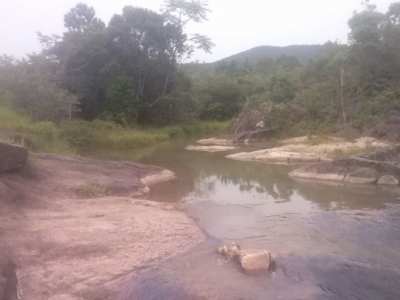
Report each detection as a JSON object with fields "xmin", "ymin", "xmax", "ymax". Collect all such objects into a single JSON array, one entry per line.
[
  {"xmin": 129, "ymin": 142, "xmax": 399, "ymax": 212},
  {"xmin": 96, "ymin": 141, "xmax": 400, "ymax": 300}
]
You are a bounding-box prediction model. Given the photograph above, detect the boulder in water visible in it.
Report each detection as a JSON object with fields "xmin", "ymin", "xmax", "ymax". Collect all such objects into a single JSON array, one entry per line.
[
  {"xmin": 239, "ymin": 249, "xmax": 274, "ymax": 275},
  {"xmin": 218, "ymin": 242, "xmax": 275, "ymax": 275}
]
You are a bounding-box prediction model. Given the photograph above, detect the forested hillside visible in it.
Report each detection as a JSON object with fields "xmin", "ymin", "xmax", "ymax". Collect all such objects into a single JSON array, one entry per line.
[
  {"xmin": 0, "ymin": 0, "xmax": 400, "ymax": 142},
  {"xmin": 210, "ymin": 45, "xmax": 322, "ymax": 65}
]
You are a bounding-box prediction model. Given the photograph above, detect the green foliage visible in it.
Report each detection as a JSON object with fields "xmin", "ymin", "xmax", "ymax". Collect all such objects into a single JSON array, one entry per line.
[
  {"xmin": 194, "ymin": 73, "xmax": 245, "ymax": 121},
  {"xmin": 104, "ymin": 76, "xmax": 137, "ymax": 125},
  {"xmin": 2, "ymin": 1, "xmax": 400, "ymax": 139},
  {"xmin": 0, "ymin": 105, "xmax": 231, "ymax": 155}
]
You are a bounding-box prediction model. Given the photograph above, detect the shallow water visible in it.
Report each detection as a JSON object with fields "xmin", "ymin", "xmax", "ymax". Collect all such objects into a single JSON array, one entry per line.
[{"xmin": 92, "ymin": 140, "xmax": 400, "ymax": 300}]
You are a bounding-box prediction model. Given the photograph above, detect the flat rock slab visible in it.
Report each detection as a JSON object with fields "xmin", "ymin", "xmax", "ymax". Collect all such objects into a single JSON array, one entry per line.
[
  {"xmin": 33, "ymin": 153, "xmax": 175, "ymax": 198},
  {"xmin": 277, "ymin": 136, "xmax": 389, "ymax": 155},
  {"xmin": 3, "ymin": 197, "xmax": 206, "ymax": 300},
  {"xmin": 378, "ymin": 175, "xmax": 399, "ymax": 185},
  {"xmin": 0, "ymin": 142, "xmax": 28, "ymax": 173},
  {"xmin": 344, "ymin": 167, "xmax": 379, "ymax": 184},
  {"xmin": 289, "ymin": 162, "xmax": 347, "ymax": 181},
  {"xmin": 185, "ymin": 145, "xmax": 236, "ymax": 153},
  {"xmin": 227, "ymin": 149, "xmax": 330, "ymax": 164}
]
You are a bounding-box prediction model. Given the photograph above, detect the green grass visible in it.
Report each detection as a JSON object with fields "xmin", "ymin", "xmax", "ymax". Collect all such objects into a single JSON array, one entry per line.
[{"xmin": 0, "ymin": 106, "xmax": 231, "ymax": 155}]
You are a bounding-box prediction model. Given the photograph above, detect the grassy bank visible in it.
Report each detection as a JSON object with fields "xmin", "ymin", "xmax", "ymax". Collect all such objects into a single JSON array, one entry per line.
[{"xmin": 0, "ymin": 106, "xmax": 231, "ymax": 155}]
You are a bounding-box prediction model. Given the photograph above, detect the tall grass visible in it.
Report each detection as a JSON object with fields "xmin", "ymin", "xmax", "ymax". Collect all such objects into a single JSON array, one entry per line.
[{"xmin": 0, "ymin": 106, "xmax": 231, "ymax": 155}]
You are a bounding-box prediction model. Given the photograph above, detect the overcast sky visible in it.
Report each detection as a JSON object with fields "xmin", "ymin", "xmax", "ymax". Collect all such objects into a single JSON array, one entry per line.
[{"xmin": 0, "ymin": 0, "xmax": 394, "ymax": 63}]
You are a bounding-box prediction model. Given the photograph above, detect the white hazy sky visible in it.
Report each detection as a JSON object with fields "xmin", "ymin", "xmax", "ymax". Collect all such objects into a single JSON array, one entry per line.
[{"xmin": 0, "ymin": 0, "xmax": 394, "ymax": 63}]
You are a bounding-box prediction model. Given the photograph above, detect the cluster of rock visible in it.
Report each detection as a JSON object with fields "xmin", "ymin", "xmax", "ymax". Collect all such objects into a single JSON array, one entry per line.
[{"xmin": 218, "ymin": 242, "xmax": 275, "ymax": 275}]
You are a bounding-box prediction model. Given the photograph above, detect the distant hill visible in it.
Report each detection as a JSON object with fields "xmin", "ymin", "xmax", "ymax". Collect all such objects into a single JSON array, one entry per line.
[{"xmin": 211, "ymin": 45, "xmax": 322, "ymax": 65}]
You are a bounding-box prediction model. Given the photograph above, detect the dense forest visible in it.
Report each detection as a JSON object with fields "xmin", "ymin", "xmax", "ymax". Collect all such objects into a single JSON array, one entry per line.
[{"xmin": 1, "ymin": 0, "xmax": 400, "ymax": 140}]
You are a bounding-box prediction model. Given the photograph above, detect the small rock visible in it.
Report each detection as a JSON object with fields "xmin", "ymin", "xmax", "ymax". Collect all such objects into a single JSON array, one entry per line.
[
  {"xmin": 217, "ymin": 242, "xmax": 240, "ymax": 261},
  {"xmin": 377, "ymin": 175, "xmax": 399, "ymax": 186},
  {"xmin": 239, "ymin": 249, "xmax": 274, "ymax": 275}
]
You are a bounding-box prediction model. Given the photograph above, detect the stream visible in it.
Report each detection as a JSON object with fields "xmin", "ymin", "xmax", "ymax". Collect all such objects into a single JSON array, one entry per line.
[{"xmin": 92, "ymin": 140, "xmax": 400, "ymax": 300}]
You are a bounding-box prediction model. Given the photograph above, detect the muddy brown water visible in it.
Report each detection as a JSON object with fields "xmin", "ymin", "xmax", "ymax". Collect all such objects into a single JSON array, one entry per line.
[{"xmin": 90, "ymin": 140, "xmax": 400, "ymax": 300}]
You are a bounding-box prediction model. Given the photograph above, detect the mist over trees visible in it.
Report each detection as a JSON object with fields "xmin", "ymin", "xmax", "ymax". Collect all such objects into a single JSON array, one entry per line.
[{"xmin": 0, "ymin": 0, "xmax": 399, "ymax": 136}]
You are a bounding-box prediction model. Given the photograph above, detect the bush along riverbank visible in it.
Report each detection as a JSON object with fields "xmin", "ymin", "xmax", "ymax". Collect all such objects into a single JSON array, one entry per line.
[{"xmin": 0, "ymin": 106, "xmax": 232, "ymax": 155}]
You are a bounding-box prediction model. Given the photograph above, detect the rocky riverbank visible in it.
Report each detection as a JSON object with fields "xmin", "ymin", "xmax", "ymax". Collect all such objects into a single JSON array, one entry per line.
[{"xmin": 0, "ymin": 143, "xmax": 206, "ymax": 300}]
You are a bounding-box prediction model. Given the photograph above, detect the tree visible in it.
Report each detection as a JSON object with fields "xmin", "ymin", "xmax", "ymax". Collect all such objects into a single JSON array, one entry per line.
[{"xmin": 161, "ymin": 0, "xmax": 215, "ymax": 95}]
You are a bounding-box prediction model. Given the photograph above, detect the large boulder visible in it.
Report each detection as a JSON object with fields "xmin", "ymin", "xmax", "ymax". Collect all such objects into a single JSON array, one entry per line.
[
  {"xmin": 0, "ymin": 143, "xmax": 28, "ymax": 173},
  {"xmin": 289, "ymin": 162, "xmax": 347, "ymax": 181},
  {"xmin": 232, "ymin": 109, "xmax": 264, "ymax": 135},
  {"xmin": 344, "ymin": 167, "xmax": 379, "ymax": 184}
]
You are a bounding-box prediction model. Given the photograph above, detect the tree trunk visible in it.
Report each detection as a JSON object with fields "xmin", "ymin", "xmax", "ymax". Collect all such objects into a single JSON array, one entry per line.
[
  {"xmin": 340, "ymin": 67, "xmax": 346, "ymax": 124},
  {"xmin": 162, "ymin": 72, "xmax": 170, "ymax": 96}
]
